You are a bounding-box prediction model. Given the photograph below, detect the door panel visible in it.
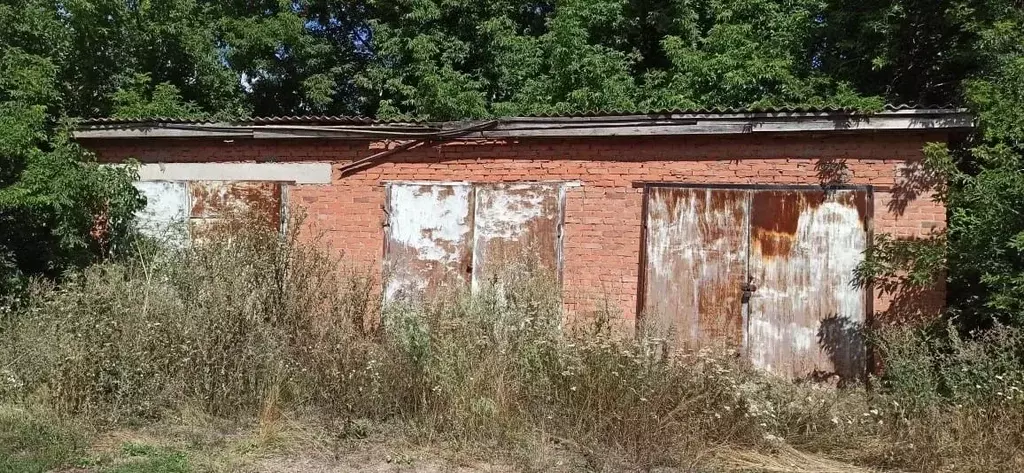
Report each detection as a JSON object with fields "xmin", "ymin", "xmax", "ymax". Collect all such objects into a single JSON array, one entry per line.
[
  {"xmin": 134, "ymin": 181, "xmax": 188, "ymax": 245},
  {"xmin": 471, "ymin": 183, "xmax": 564, "ymax": 291},
  {"xmin": 188, "ymin": 181, "xmax": 284, "ymax": 238},
  {"xmin": 641, "ymin": 187, "xmax": 749, "ymax": 349},
  {"xmin": 383, "ymin": 183, "xmax": 475, "ymax": 302},
  {"xmin": 747, "ymin": 189, "xmax": 869, "ymax": 380}
]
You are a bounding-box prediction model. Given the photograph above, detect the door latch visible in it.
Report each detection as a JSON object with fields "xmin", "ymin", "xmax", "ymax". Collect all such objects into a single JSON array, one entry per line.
[{"xmin": 741, "ymin": 277, "xmax": 758, "ymax": 303}]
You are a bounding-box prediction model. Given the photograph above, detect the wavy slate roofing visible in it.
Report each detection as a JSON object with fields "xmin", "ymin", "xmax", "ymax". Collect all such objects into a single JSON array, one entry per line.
[
  {"xmin": 77, "ymin": 103, "xmax": 957, "ymax": 125},
  {"xmin": 73, "ymin": 104, "xmax": 972, "ymax": 140}
]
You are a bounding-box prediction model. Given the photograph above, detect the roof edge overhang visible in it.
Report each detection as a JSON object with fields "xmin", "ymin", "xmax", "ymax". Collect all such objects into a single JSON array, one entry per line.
[{"xmin": 73, "ymin": 108, "xmax": 974, "ymax": 140}]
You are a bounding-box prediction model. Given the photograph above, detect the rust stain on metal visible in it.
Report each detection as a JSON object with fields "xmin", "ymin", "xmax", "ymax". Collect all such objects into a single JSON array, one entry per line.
[
  {"xmin": 747, "ymin": 189, "xmax": 868, "ymax": 380},
  {"xmin": 840, "ymin": 190, "xmax": 871, "ymax": 230},
  {"xmin": 384, "ymin": 183, "xmax": 474, "ymax": 302},
  {"xmin": 187, "ymin": 181, "xmax": 283, "ymax": 239},
  {"xmin": 641, "ymin": 187, "xmax": 748, "ymax": 349},
  {"xmin": 750, "ymin": 191, "xmax": 829, "ymax": 258},
  {"xmin": 471, "ymin": 183, "xmax": 563, "ymax": 291},
  {"xmin": 189, "ymin": 181, "xmax": 282, "ymax": 225}
]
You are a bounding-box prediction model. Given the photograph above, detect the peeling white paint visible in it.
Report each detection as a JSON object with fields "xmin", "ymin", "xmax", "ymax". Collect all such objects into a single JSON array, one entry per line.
[
  {"xmin": 384, "ymin": 183, "xmax": 473, "ymax": 302},
  {"xmin": 381, "ymin": 181, "xmax": 566, "ymax": 303},
  {"xmin": 473, "ymin": 184, "xmax": 546, "ymax": 240},
  {"xmin": 390, "ymin": 185, "xmax": 472, "ymax": 262},
  {"xmin": 748, "ymin": 192, "xmax": 867, "ymax": 378},
  {"xmin": 133, "ymin": 181, "xmax": 188, "ymax": 245},
  {"xmin": 470, "ymin": 183, "xmax": 563, "ymax": 293}
]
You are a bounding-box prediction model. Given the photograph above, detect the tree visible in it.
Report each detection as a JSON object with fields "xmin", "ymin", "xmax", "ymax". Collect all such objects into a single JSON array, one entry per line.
[
  {"xmin": 0, "ymin": 1, "xmax": 142, "ymax": 300},
  {"xmin": 850, "ymin": 1, "xmax": 1024, "ymax": 330}
]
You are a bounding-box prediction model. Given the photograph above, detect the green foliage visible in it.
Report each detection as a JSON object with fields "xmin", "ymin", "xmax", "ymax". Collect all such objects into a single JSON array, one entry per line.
[
  {"xmin": 111, "ymin": 74, "xmax": 206, "ymax": 120},
  {"xmin": 855, "ymin": 233, "xmax": 947, "ymax": 295},
  {"xmin": 4, "ymin": 0, "xmax": 1014, "ymax": 121},
  {"xmin": 639, "ymin": 0, "xmax": 883, "ymax": 110},
  {"xmin": 874, "ymin": 322, "xmax": 1024, "ymax": 412},
  {"xmin": 0, "ymin": 4, "xmax": 144, "ymax": 300},
  {"xmin": 937, "ymin": 10, "xmax": 1024, "ymax": 329},
  {"xmin": 358, "ymin": 0, "xmax": 887, "ymax": 118},
  {"xmin": 0, "ymin": 405, "xmax": 85, "ymax": 473},
  {"xmin": 847, "ymin": 2, "xmax": 1024, "ymax": 331}
]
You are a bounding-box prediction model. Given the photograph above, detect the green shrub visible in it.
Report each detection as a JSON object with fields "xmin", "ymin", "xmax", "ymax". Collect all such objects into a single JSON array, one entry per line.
[{"xmin": 874, "ymin": 322, "xmax": 1024, "ymax": 410}]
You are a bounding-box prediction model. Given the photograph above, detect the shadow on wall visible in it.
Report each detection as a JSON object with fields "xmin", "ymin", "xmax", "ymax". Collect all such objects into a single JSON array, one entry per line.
[
  {"xmin": 814, "ymin": 157, "xmax": 852, "ymax": 188},
  {"xmin": 814, "ymin": 314, "xmax": 867, "ymax": 386},
  {"xmin": 875, "ymin": 279, "xmax": 947, "ymax": 329},
  {"xmin": 889, "ymin": 160, "xmax": 945, "ymax": 217},
  {"xmin": 814, "ymin": 152, "xmax": 945, "ymax": 220}
]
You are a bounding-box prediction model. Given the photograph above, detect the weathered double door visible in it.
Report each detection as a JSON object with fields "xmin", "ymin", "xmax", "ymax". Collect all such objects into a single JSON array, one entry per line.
[
  {"xmin": 383, "ymin": 182, "xmax": 566, "ymax": 302},
  {"xmin": 640, "ymin": 185, "xmax": 871, "ymax": 379}
]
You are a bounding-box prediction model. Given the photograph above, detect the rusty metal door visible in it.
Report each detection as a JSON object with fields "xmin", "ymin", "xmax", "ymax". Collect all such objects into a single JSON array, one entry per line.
[
  {"xmin": 134, "ymin": 180, "xmax": 287, "ymax": 244},
  {"xmin": 471, "ymin": 183, "xmax": 565, "ymax": 291},
  {"xmin": 384, "ymin": 182, "xmax": 567, "ymax": 303},
  {"xmin": 640, "ymin": 184, "xmax": 870, "ymax": 379},
  {"xmin": 640, "ymin": 187, "xmax": 749, "ymax": 349},
  {"xmin": 188, "ymin": 181, "xmax": 285, "ymax": 237},
  {"xmin": 746, "ymin": 189, "xmax": 870, "ymax": 379}
]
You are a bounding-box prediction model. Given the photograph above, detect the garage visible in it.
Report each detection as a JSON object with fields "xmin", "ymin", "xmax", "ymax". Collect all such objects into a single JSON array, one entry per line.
[{"xmin": 78, "ymin": 107, "xmax": 968, "ymax": 378}]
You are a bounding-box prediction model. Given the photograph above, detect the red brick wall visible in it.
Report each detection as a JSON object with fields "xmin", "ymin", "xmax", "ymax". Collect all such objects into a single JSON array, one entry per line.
[{"xmin": 84, "ymin": 132, "xmax": 949, "ymax": 323}]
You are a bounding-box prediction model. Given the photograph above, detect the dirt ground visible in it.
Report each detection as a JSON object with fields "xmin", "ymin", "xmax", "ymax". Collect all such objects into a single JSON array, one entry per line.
[{"xmin": 32, "ymin": 410, "xmax": 879, "ymax": 473}]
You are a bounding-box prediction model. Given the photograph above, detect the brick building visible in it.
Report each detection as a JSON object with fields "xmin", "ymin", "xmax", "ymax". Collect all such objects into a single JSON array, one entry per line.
[{"xmin": 75, "ymin": 106, "xmax": 971, "ymax": 379}]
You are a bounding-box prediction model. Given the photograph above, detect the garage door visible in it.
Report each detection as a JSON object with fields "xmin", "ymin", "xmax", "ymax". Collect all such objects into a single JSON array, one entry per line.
[
  {"xmin": 134, "ymin": 180, "xmax": 287, "ymax": 245},
  {"xmin": 640, "ymin": 185, "xmax": 870, "ymax": 380},
  {"xmin": 384, "ymin": 182, "xmax": 566, "ymax": 302}
]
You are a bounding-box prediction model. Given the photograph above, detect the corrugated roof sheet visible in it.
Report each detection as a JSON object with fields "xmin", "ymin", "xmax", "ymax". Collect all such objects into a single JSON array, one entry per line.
[
  {"xmin": 78, "ymin": 115, "xmax": 423, "ymax": 125},
  {"xmin": 77, "ymin": 104, "xmax": 959, "ymax": 126}
]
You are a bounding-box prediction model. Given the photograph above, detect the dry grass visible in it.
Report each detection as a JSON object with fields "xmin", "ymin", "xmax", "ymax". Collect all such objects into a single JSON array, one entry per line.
[{"xmin": 1, "ymin": 214, "xmax": 1024, "ymax": 472}]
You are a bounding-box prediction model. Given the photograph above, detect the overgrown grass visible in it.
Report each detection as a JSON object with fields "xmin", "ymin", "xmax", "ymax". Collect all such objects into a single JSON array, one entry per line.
[
  {"xmin": 0, "ymin": 405, "xmax": 85, "ymax": 473},
  {"xmin": 1, "ymin": 215, "xmax": 1023, "ymax": 471}
]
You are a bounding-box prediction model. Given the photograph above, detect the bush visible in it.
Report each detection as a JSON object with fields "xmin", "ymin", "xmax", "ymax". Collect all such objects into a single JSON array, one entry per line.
[
  {"xmin": 2, "ymin": 215, "xmax": 377, "ymax": 421},
  {"xmin": 867, "ymin": 323, "xmax": 1024, "ymax": 471},
  {"xmin": 874, "ymin": 322, "xmax": 1024, "ymax": 410}
]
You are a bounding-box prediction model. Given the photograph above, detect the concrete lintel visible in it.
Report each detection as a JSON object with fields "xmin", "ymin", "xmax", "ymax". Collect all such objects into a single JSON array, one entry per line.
[{"xmin": 134, "ymin": 162, "xmax": 332, "ymax": 184}]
